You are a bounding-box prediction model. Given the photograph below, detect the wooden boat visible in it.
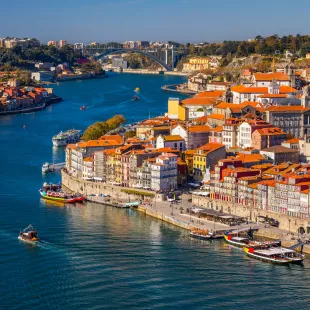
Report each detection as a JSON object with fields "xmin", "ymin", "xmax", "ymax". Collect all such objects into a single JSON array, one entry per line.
[
  {"xmin": 224, "ymin": 233, "xmax": 281, "ymax": 249},
  {"xmin": 39, "ymin": 189, "xmax": 85, "ymax": 203},
  {"xmin": 224, "ymin": 234, "xmax": 250, "ymax": 247},
  {"xmin": 39, "ymin": 183, "xmax": 85, "ymax": 203},
  {"xmin": 244, "ymin": 247, "xmax": 304, "ymax": 265},
  {"xmin": 18, "ymin": 225, "xmax": 39, "ymax": 244}
]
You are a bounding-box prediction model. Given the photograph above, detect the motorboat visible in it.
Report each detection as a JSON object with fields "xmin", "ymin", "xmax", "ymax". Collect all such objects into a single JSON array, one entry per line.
[
  {"xmin": 133, "ymin": 95, "xmax": 139, "ymax": 101},
  {"xmin": 134, "ymin": 87, "xmax": 140, "ymax": 92},
  {"xmin": 80, "ymin": 105, "xmax": 86, "ymax": 110},
  {"xmin": 18, "ymin": 225, "xmax": 39, "ymax": 244},
  {"xmin": 244, "ymin": 247, "xmax": 304, "ymax": 265},
  {"xmin": 42, "ymin": 162, "xmax": 50, "ymax": 173}
]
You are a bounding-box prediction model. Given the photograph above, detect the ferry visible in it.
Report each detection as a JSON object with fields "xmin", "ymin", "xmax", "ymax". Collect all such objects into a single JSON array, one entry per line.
[
  {"xmin": 244, "ymin": 247, "xmax": 304, "ymax": 265},
  {"xmin": 18, "ymin": 225, "xmax": 39, "ymax": 244},
  {"xmin": 52, "ymin": 129, "xmax": 81, "ymax": 147},
  {"xmin": 39, "ymin": 183, "xmax": 85, "ymax": 203}
]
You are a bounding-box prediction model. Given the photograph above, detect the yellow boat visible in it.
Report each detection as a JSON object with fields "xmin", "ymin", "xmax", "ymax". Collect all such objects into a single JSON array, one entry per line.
[{"xmin": 135, "ymin": 87, "xmax": 140, "ymax": 92}]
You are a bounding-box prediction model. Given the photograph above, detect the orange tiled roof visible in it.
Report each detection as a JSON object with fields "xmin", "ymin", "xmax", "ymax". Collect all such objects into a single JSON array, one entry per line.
[
  {"xmin": 285, "ymin": 138, "xmax": 299, "ymax": 144},
  {"xmin": 181, "ymin": 97, "xmax": 216, "ymax": 106},
  {"xmin": 163, "ymin": 135, "xmax": 184, "ymax": 141},
  {"xmin": 78, "ymin": 140, "xmax": 122, "ymax": 148},
  {"xmin": 236, "ymin": 153, "xmax": 264, "ymax": 163},
  {"xmin": 195, "ymin": 90, "xmax": 224, "ymax": 98},
  {"xmin": 207, "ymin": 113, "xmax": 225, "ymax": 120},
  {"xmin": 254, "ymin": 72, "xmax": 289, "ymax": 81},
  {"xmin": 188, "ymin": 125, "xmax": 210, "ymax": 132}
]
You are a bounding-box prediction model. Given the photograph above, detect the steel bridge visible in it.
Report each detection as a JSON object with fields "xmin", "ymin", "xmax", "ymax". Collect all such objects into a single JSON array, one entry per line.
[{"xmin": 83, "ymin": 45, "xmax": 184, "ymax": 71}]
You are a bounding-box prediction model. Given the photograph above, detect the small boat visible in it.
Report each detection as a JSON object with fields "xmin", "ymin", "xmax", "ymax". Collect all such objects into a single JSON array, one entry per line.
[
  {"xmin": 42, "ymin": 162, "xmax": 50, "ymax": 173},
  {"xmin": 190, "ymin": 228, "xmax": 212, "ymax": 240},
  {"xmin": 244, "ymin": 247, "xmax": 304, "ymax": 265},
  {"xmin": 134, "ymin": 87, "xmax": 140, "ymax": 92},
  {"xmin": 18, "ymin": 225, "xmax": 39, "ymax": 244},
  {"xmin": 80, "ymin": 105, "xmax": 86, "ymax": 110},
  {"xmin": 39, "ymin": 183, "xmax": 85, "ymax": 203},
  {"xmin": 133, "ymin": 96, "xmax": 139, "ymax": 101}
]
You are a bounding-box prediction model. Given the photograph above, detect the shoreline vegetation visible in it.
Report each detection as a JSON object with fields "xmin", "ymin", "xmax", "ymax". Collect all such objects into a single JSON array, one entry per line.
[{"xmin": 81, "ymin": 115, "xmax": 126, "ymax": 141}]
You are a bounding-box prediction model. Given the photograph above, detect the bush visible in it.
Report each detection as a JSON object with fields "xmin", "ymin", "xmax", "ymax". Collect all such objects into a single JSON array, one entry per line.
[{"xmin": 121, "ymin": 188, "xmax": 155, "ymax": 198}]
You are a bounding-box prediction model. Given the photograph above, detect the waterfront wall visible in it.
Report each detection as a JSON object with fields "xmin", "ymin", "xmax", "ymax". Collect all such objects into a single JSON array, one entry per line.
[
  {"xmin": 192, "ymin": 196, "xmax": 309, "ymax": 234},
  {"xmin": 61, "ymin": 170, "xmax": 165, "ymax": 202},
  {"xmin": 137, "ymin": 206, "xmax": 190, "ymax": 230}
]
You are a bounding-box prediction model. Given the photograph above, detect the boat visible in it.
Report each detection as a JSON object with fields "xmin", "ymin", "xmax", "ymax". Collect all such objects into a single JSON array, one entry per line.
[
  {"xmin": 80, "ymin": 105, "xmax": 86, "ymax": 110},
  {"xmin": 133, "ymin": 95, "xmax": 139, "ymax": 101},
  {"xmin": 42, "ymin": 162, "xmax": 65, "ymax": 173},
  {"xmin": 224, "ymin": 234, "xmax": 250, "ymax": 247},
  {"xmin": 134, "ymin": 87, "xmax": 140, "ymax": 92},
  {"xmin": 224, "ymin": 233, "xmax": 281, "ymax": 249},
  {"xmin": 39, "ymin": 183, "xmax": 85, "ymax": 203},
  {"xmin": 190, "ymin": 228, "xmax": 212, "ymax": 240},
  {"xmin": 244, "ymin": 247, "xmax": 304, "ymax": 265},
  {"xmin": 18, "ymin": 225, "xmax": 39, "ymax": 244},
  {"xmin": 42, "ymin": 162, "xmax": 50, "ymax": 173},
  {"xmin": 52, "ymin": 129, "xmax": 81, "ymax": 147}
]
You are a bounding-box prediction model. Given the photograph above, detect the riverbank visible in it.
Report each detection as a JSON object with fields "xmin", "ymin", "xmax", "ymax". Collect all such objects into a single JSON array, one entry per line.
[
  {"xmin": 121, "ymin": 69, "xmax": 188, "ymax": 76},
  {"xmin": 0, "ymin": 96, "xmax": 63, "ymax": 116},
  {"xmin": 161, "ymin": 84, "xmax": 197, "ymax": 95}
]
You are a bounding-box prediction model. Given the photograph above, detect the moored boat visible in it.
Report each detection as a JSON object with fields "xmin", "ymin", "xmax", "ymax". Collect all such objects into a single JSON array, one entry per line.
[
  {"xmin": 224, "ymin": 234, "xmax": 250, "ymax": 247},
  {"xmin": 42, "ymin": 162, "xmax": 50, "ymax": 173},
  {"xmin": 39, "ymin": 183, "xmax": 85, "ymax": 203},
  {"xmin": 244, "ymin": 247, "xmax": 304, "ymax": 265},
  {"xmin": 18, "ymin": 225, "xmax": 39, "ymax": 244}
]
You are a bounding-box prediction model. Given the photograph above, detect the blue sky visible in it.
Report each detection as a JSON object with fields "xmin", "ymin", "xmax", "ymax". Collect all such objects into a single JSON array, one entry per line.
[{"xmin": 1, "ymin": 0, "xmax": 310, "ymax": 43}]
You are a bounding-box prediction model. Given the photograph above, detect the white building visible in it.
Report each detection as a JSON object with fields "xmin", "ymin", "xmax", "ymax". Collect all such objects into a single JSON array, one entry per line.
[
  {"xmin": 238, "ymin": 122, "xmax": 252, "ymax": 148},
  {"xmin": 31, "ymin": 71, "xmax": 54, "ymax": 82},
  {"xmin": 156, "ymin": 135, "xmax": 185, "ymax": 151},
  {"xmin": 150, "ymin": 153, "xmax": 178, "ymax": 191}
]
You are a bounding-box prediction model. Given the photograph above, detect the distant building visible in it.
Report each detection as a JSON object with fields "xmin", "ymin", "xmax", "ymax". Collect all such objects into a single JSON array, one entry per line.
[
  {"xmin": 35, "ymin": 62, "xmax": 53, "ymax": 70},
  {"xmin": 47, "ymin": 41, "xmax": 58, "ymax": 47},
  {"xmin": 31, "ymin": 71, "xmax": 54, "ymax": 82},
  {"xmin": 112, "ymin": 57, "xmax": 128, "ymax": 69},
  {"xmin": 59, "ymin": 40, "xmax": 67, "ymax": 48},
  {"xmin": 260, "ymin": 145, "xmax": 299, "ymax": 164}
]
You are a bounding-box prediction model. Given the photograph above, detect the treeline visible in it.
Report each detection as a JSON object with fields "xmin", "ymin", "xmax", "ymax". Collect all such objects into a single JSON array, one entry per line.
[
  {"xmin": 184, "ymin": 35, "xmax": 310, "ymax": 58},
  {"xmin": 81, "ymin": 115, "xmax": 126, "ymax": 141},
  {"xmin": 0, "ymin": 45, "xmax": 81, "ymax": 70}
]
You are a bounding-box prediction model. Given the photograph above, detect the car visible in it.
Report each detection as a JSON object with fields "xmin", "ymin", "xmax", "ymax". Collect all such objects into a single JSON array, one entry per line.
[{"xmin": 167, "ymin": 198, "xmax": 175, "ymax": 202}]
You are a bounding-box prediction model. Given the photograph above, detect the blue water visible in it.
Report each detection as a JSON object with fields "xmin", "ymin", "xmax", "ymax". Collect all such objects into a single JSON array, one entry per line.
[{"xmin": 1, "ymin": 73, "xmax": 310, "ymax": 309}]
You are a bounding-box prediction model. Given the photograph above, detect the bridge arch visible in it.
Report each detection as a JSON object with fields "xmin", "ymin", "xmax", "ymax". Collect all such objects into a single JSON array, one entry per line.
[{"xmin": 93, "ymin": 48, "xmax": 170, "ymax": 71}]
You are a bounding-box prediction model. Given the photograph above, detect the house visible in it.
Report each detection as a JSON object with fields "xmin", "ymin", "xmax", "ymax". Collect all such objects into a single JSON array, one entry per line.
[
  {"xmin": 193, "ymin": 143, "xmax": 226, "ymax": 182},
  {"xmin": 260, "ymin": 145, "xmax": 299, "ymax": 164},
  {"xmin": 251, "ymin": 72, "xmax": 291, "ymax": 87},
  {"xmin": 281, "ymin": 138, "xmax": 299, "ymax": 150},
  {"xmin": 252, "ymin": 127, "xmax": 287, "ymax": 150},
  {"xmin": 150, "ymin": 153, "xmax": 178, "ymax": 191},
  {"xmin": 156, "ymin": 135, "xmax": 185, "ymax": 150},
  {"xmin": 209, "ymin": 126, "xmax": 223, "ymax": 144}
]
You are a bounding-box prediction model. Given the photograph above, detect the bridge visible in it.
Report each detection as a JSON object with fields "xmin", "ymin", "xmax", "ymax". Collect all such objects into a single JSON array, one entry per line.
[{"xmin": 81, "ymin": 45, "xmax": 185, "ymax": 71}]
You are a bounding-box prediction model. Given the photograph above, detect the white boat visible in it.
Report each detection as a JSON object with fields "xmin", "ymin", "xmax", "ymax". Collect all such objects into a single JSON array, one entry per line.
[
  {"xmin": 52, "ymin": 129, "xmax": 81, "ymax": 147},
  {"xmin": 42, "ymin": 162, "xmax": 50, "ymax": 173}
]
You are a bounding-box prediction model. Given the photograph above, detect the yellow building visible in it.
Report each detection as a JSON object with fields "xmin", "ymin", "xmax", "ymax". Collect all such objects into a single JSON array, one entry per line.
[
  {"xmin": 182, "ymin": 150, "xmax": 196, "ymax": 176},
  {"xmin": 183, "ymin": 57, "xmax": 210, "ymax": 72},
  {"xmin": 193, "ymin": 143, "xmax": 226, "ymax": 182},
  {"xmin": 306, "ymin": 53, "xmax": 310, "ymax": 59}
]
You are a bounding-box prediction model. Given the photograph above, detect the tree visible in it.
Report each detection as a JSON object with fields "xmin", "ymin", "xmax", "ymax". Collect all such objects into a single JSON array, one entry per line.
[
  {"xmin": 124, "ymin": 130, "xmax": 136, "ymax": 138},
  {"xmin": 82, "ymin": 115, "xmax": 126, "ymax": 141}
]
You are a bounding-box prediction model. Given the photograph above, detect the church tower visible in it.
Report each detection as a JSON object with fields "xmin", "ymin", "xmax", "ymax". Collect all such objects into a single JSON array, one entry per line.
[
  {"xmin": 222, "ymin": 86, "xmax": 233, "ymax": 103},
  {"xmin": 285, "ymin": 61, "xmax": 296, "ymax": 87}
]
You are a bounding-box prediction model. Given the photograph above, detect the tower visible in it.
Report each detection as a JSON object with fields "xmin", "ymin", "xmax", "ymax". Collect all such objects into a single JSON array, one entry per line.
[
  {"xmin": 285, "ymin": 61, "xmax": 295, "ymax": 87},
  {"xmin": 222, "ymin": 86, "xmax": 233, "ymax": 103}
]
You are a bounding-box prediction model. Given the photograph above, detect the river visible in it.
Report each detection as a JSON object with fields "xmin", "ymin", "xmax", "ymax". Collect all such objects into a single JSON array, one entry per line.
[{"xmin": 1, "ymin": 73, "xmax": 310, "ymax": 309}]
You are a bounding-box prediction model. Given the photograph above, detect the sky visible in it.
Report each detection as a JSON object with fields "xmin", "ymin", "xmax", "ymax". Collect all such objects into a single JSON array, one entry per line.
[{"xmin": 1, "ymin": 0, "xmax": 310, "ymax": 44}]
